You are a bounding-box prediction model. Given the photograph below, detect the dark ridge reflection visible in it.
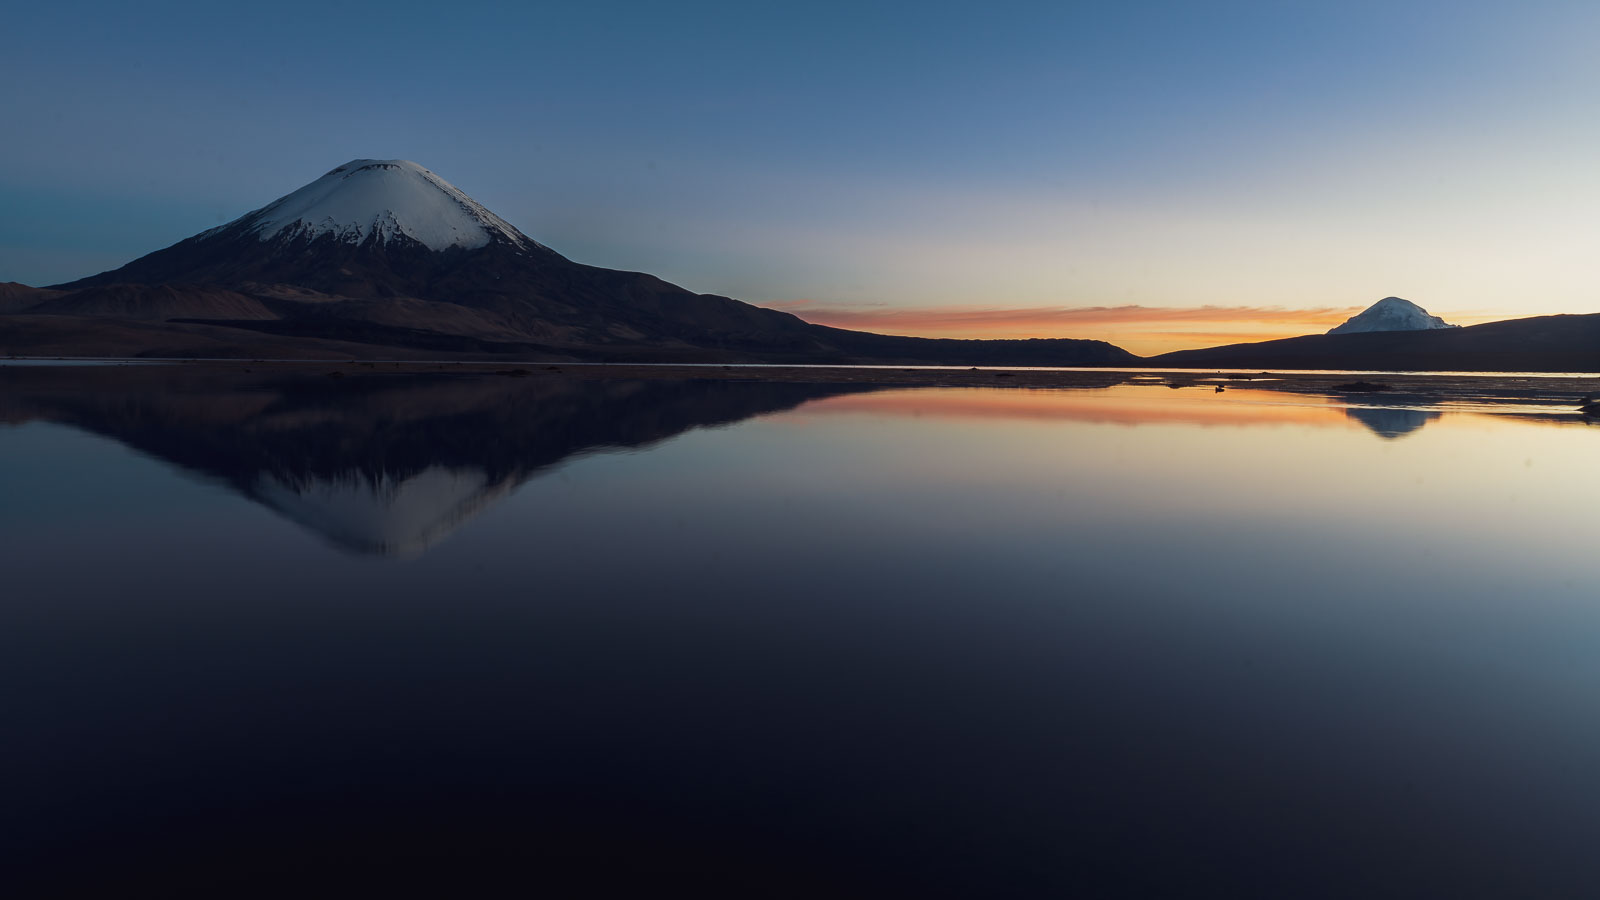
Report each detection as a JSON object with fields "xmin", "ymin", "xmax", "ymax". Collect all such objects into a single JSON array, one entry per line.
[{"xmin": 0, "ymin": 367, "xmax": 885, "ymax": 555}]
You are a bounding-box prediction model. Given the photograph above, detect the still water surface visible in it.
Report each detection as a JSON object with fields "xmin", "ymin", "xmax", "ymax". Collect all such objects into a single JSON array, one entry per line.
[{"xmin": 2, "ymin": 369, "xmax": 1597, "ymax": 895}]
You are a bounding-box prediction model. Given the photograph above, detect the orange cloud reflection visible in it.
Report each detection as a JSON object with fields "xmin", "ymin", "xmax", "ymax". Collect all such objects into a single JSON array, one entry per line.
[{"xmin": 799, "ymin": 386, "xmax": 1352, "ymax": 430}]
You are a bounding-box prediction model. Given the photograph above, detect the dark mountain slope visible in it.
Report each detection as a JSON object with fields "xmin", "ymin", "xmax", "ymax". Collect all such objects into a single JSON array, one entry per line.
[
  {"xmin": 0, "ymin": 282, "xmax": 64, "ymax": 313},
  {"xmin": 1150, "ymin": 313, "xmax": 1600, "ymax": 372},
  {"xmin": 33, "ymin": 283, "xmax": 277, "ymax": 320}
]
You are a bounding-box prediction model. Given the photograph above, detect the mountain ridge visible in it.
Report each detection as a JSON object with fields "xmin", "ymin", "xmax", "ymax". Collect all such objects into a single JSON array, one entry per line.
[
  {"xmin": 24, "ymin": 158, "xmax": 1132, "ymax": 366},
  {"xmin": 7, "ymin": 160, "xmax": 1594, "ymax": 370},
  {"xmin": 1151, "ymin": 312, "xmax": 1600, "ymax": 372}
]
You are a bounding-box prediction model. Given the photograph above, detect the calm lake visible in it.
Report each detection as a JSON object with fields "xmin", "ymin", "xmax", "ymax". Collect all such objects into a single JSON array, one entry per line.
[{"xmin": 3, "ymin": 366, "xmax": 1597, "ymax": 896}]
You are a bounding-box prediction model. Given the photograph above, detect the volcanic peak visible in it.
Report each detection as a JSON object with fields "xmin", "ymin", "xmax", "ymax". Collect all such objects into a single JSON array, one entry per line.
[
  {"xmin": 214, "ymin": 159, "xmax": 535, "ymax": 253},
  {"xmin": 1327, "ymin": 297, "xmax": 1457, "ymax": 335}
]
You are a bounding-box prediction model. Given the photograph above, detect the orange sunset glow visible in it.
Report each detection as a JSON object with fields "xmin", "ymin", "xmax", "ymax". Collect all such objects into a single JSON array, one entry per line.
[{"xmin": 774, "ymin": 302, "xmax": 1511, "ymax": 356}]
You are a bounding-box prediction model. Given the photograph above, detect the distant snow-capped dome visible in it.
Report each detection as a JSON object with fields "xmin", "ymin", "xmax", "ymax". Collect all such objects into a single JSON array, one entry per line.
[
  {"xmin": 1328, "ymin": 297, "xmax": 1457, "ymax": 335},
  {"xmin": 220, "ymin": 159, "xmax": 535, "ymax": 252}
]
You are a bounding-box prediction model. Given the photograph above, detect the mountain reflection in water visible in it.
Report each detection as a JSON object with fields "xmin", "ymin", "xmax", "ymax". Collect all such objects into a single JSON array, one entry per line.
[
  {"xmin": 0, "ymin": 367, "xmax": 883, "ymax": 555},
  {"xmin": 5, "ymin": 366, "xmax": 1600, "ymax": 896},
  {"xmin": 1343, "ymin": 404, "xmax": 1443, "ymax": 439},
  {"xmin": 2, "ymin": 368, "xmax": 1592, "ymax": 557}
]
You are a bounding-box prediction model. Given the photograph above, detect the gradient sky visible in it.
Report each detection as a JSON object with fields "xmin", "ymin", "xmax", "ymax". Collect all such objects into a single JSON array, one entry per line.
[{"xmin": 3, "ymin": 0, "xmax": 1597, "ymax": 354}]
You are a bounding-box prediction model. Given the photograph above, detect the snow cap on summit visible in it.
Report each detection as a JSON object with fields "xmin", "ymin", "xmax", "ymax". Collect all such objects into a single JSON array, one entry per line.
[
  {"xmin": 1327, "ymin": 297, "xmax": 1457, "ymax": 335},
  {"xmin": 237, "ymin": 159, "xmax": 531, "ymax": 252}
]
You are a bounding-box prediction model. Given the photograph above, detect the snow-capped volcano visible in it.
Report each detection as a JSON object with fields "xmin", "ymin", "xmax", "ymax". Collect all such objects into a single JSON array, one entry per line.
[
  {"xmin": 219, "ymin": 159, "xmax": 535, "ymax": 252},
  {"xmin": 37, "ymin": 157, "xmax": 1136, "ymax": 367},
  {"xmin": 53, "ymin": 157, "xmax": 568, "ymax": 296},
  {"xmin": 1328, "ymin": 297, "xmax": 1457, "ymax": 335}
]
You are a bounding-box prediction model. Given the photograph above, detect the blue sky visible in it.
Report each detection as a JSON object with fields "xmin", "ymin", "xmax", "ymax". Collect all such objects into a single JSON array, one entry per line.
[{"xmin": 4, "ymin": 0, "xmax": 1596, "ymax": 352}]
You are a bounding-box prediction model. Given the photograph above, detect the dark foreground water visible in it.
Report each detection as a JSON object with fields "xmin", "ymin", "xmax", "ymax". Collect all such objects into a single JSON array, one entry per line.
[{"xmin": 3, "ymin": 368, "xmax": 1598, "ymax": 897}]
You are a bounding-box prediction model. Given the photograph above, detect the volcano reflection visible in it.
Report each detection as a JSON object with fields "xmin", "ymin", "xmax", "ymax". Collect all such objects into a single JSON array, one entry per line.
[
  {"xmin": 252, "ymin": 466, "xmax": 512, "ymax": 556},
  {"xmin": 6, "ymin": 366, "xmax": 1583, "ymax": 555},
  {"xmin": 1343, "ymin": 404, "xmax": 1442, "ymax": 439},
  {"xmin": 0, "ymin": 367, "xmax": 884, "ymax": 555}
]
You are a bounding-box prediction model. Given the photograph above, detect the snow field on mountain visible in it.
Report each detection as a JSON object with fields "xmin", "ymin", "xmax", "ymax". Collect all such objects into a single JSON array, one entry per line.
[
  {"xmin": 1328, "ymin": 297, "xmax": 1456, "ymax": 335},
  {"xmin": 242, "ymin": 160, "xmax": 529, "ymax": 251}
]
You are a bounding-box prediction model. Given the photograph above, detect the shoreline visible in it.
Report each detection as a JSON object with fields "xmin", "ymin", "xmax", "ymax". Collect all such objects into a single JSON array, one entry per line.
[{"xmin": 5, "ymin": 358, "xmax": 1599, "ymax": 413}]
